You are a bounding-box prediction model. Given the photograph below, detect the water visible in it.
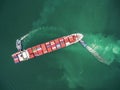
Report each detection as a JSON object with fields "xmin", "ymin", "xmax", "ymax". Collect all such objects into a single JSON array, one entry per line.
[{"xmin": 0, "ymin": 0, "xmax": 120, "ymax": 90}]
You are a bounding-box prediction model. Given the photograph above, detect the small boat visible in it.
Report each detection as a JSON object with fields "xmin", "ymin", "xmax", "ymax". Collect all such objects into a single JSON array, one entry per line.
[{"xmin": 12, "ymin": 33, "xmax": 83, "ymax": 63}]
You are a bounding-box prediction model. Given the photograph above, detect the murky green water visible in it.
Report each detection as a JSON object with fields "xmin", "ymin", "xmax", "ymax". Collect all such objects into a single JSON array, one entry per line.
[{"xmin": 0, "ymin": 0, "xmax": 120, "ymax": 90}]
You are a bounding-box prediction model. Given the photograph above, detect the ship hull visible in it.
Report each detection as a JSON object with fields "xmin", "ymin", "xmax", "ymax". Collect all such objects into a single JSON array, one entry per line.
[{"xmin": 12, "ymin": 33, "xmax": 83, "ymax": 63}]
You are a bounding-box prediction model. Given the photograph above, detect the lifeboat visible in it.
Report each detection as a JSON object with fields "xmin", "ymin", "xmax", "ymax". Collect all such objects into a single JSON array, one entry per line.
[{"xmin": 12, "ymin": 33, "xmax": 83, "ymax": 63}]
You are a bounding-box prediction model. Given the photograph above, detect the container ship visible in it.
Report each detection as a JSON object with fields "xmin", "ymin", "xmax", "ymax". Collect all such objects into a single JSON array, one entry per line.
[{"xmin": 12, "ymin": 33, "xmax": 83, "ymax": 63}]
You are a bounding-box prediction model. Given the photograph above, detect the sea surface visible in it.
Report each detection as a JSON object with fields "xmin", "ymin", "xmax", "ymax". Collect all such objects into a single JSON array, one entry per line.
[{"xmin": 0, "ymin": 0, "xmax": 120, "ymax": 90}]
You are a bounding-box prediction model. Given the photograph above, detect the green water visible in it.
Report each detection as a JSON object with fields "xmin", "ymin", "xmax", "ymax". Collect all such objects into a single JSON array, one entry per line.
[{"xmin": 0, "ymin": 0, "xmax": 120, "ymax": 90}]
